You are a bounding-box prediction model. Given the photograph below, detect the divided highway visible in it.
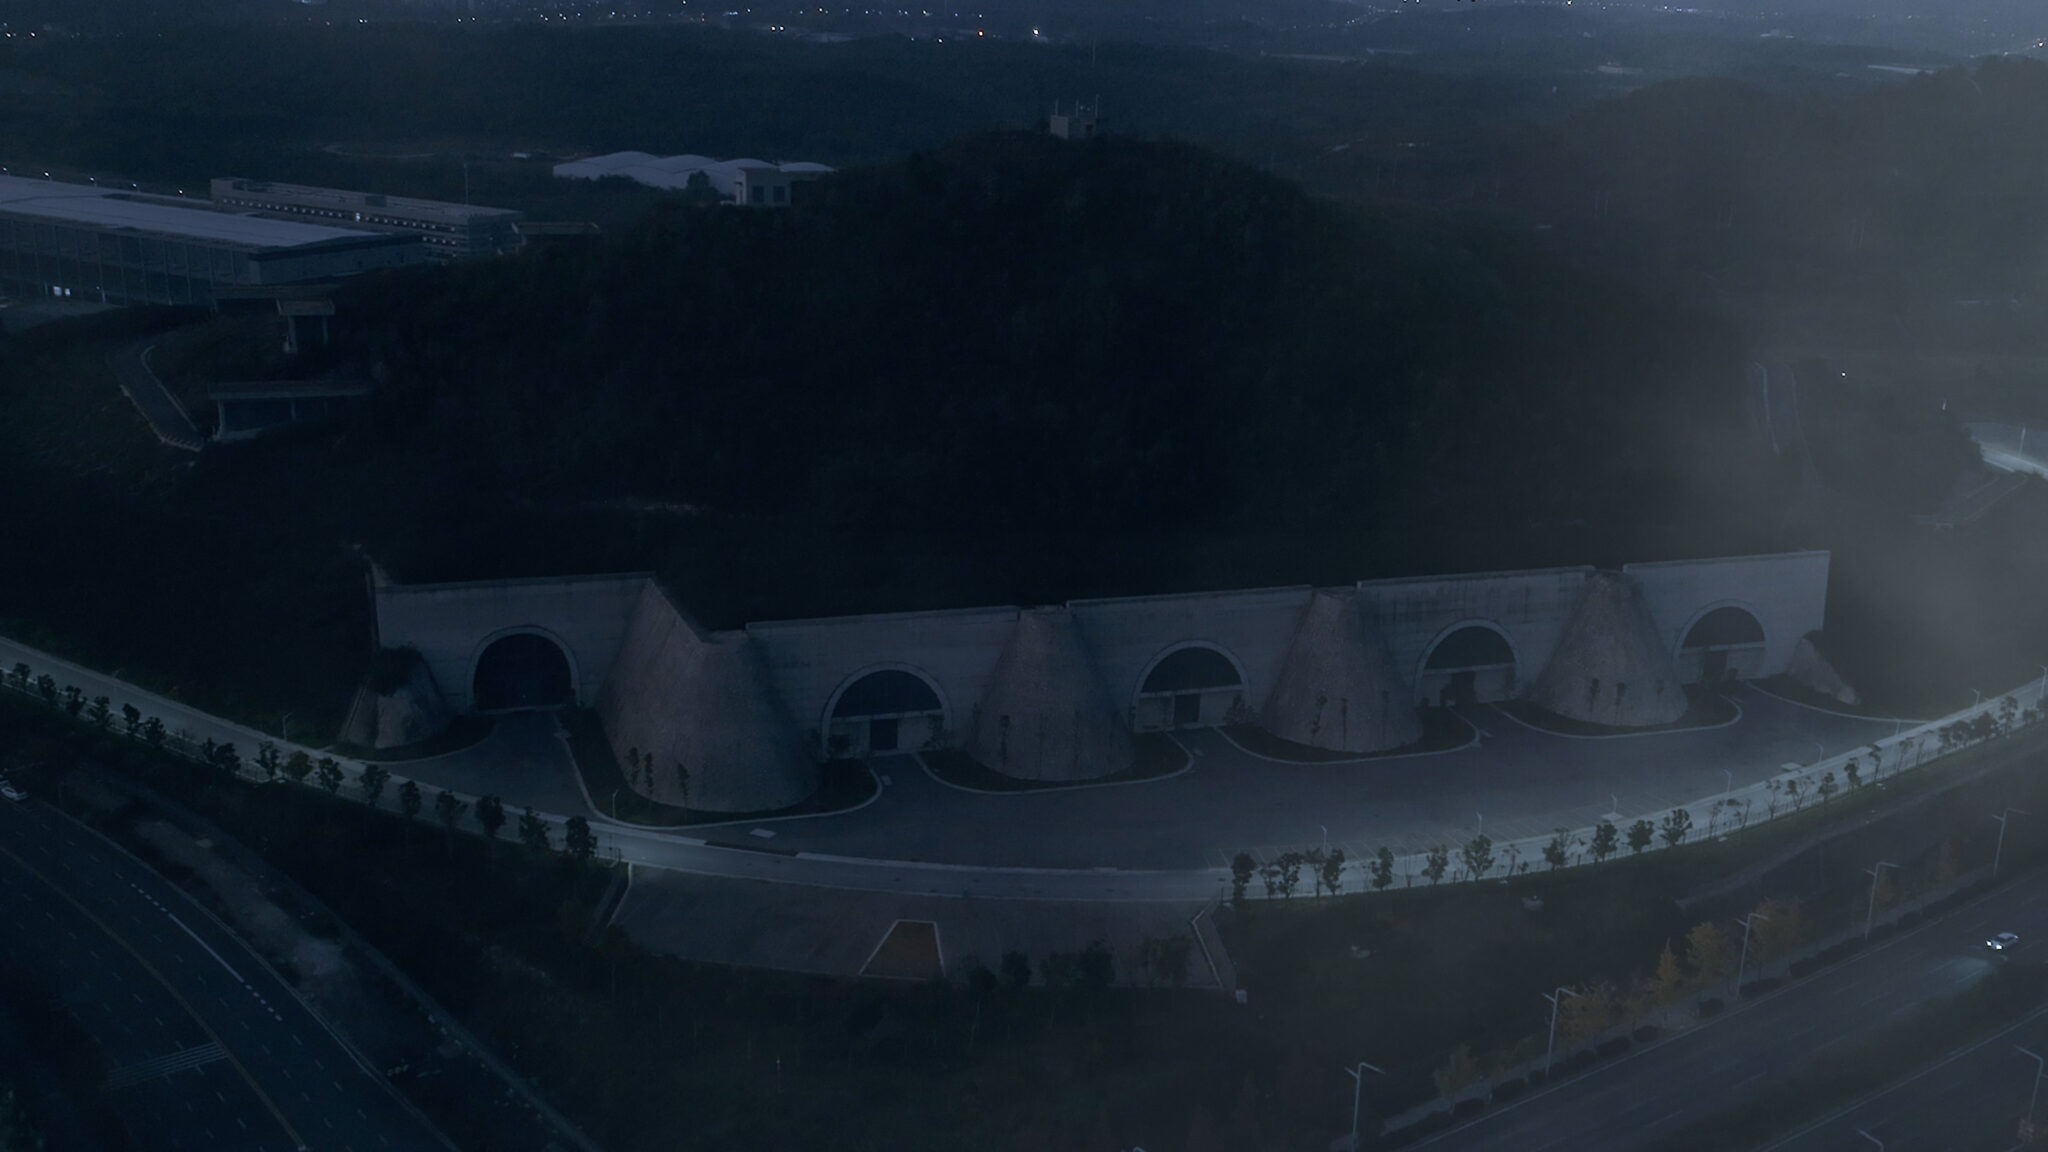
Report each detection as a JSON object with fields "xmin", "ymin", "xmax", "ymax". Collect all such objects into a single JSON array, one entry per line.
[
  {"xmin": 0, "ymin": 796, "xmax": 445, "ymax": 1151},
  {"xmin": 1413, "ymin": 876, "xmax": 2048, "ymax": 1151}
]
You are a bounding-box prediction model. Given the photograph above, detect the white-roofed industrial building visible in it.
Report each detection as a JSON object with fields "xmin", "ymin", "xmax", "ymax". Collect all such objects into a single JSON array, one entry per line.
[
  {"xmin": 210, "ymin": 178, "xmax": 524, "ymax": 262},
  {"xmin": 0, "ymin": 174, "xmax": 424, "ymax": 307},
  {"xmin": 554, "ymin": 151, "xmax": 834, "ymax": 205}
]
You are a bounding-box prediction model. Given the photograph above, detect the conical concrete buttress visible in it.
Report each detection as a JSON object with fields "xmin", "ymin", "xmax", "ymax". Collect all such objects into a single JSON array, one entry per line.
[
  {"xmin": 1530, "ymin": 571, "xmax": 1687, "ymax": 727},
  {"xmin": 968, "ymin": 607, "xmax": 1134, "ymax": 782},
  {"xmin": 1263, "ymin": 589, "xmax": 1421, "ymax": 753},
  {"xmin": 598, "ymin": 583, "xmax": 818, "ymax": 812}
]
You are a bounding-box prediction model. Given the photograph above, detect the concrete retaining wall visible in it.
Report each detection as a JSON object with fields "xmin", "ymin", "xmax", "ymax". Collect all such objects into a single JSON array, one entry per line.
[{"xmin": 372, "ymin": 573, "xmax": 650, "ymax": 711}]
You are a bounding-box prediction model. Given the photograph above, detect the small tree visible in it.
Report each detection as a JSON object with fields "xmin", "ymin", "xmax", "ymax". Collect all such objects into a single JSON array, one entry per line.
[
  {"xmin": 399, "ymin": 779, "xmax": 423, "ymax": 823},
  {"xmin": 87, "ymin": 695, "xmax": 111, "ymax": 730},
  {"xmin": 1259, "ymin": 863, "xmax": 1281, "ymax": 900},
  {"xmin": 1432, "ymin": 1045, "xmax": 1480, "ymax": 1096},
  {"xmin": 1543, "ymin": 828, "xmax": 1571, "ymax": 871},
  {"xmin": 1686, "ymin": 921, "xmax": 1735, "ymax": 986},
  {"xmin": 674, "ymin": 762, "xmax": 690, "ymax": 810},
  {"xmin": 1817, "ymin": 771, "xmax": 1837, "ymax": 805},
  {"xmin": 1460, "ymin": 834, "xmax": 1494, "ymax": 881},
  {"xmin": 283, "ymin": 749, "xmax": 312, "ymax": 784},
  {"xmin": 255, "ymin": 742, "xmax": 282, "ymax": 782},
  {"xmin": 564, "ymin": 815, "xmax": 597, "ymax": 863},
  {"xmin": 1626, "ymin": 819, "xmax": 1655, "ymax": 855},
  {"xmin": 475, "ymin": 794, "xmax": 507, "ymax": 840},
  {"xmin": 518, "ymin": 807, "xmax": 551, "ymax": 852},
  {"xmin": 1422, "ymin": 844, "xmax": 1449, "ymax": 886},
  {"xmin": 5, "ymin": 663, "xmax": 26, "ymax": 691},
  {"xmin": 1275, "ymin": 852, "xmax": 1304, "ymax": 899},
  {"xmin": 142, "ymin": 716, "xmax": 166, "ymax": 749},
  {"xmin": 434, "ymin": 789, "xmax": 467, "ymax": 834},
  {"xmin": 1590, "ymin": 820, "xmax": 1619, "ymax": 862},
  {"xmin": 214, "ymin": 742, "xmax": 242, "ymax": 777},
  {"xmin": 314, "ymin": 756, "xmax": 344, "ymax": 795},
  {"xmin": 1843, "ymin": 759, "xmax": 1862, "ymax": 790},
  {"xmin": 33, "ymin": 674, "xmax": 55, "ymax": 706},
  {"xmin": 121, "ymin": 702, "xmax": 141, "ymax": 738},
  {"xmin": 1230, "ymin": 852, "xmax": 1255, "ymax": 903},
  {"xmin": 61, "ymin": 685, "xmax": 83, "ymax": 717},
  {"xmin": 1936, "ymin": 838, "xmax": 1963, "ymax": 884},
  {"xmin": 1752, "ymin": 897, "xmax": 1807, "ymax": 959},
  {"xmin": 1320, "ymin": 847, "xmax": 1346, "ymax": 896},
  {"xmin": 1651, "ymin": 942, "xmax": 1686, "ymax": 1004},
  {"xmin": 1370, "ymin": 846, "xmax": 1395, "ymax": 891},
  {"xmin": 359, "ymin": 763, "xmax": 390, "ymax": 808},
  {"xmin": 1000, "ymin": 950, "xmax": 1032, "ymax": 992},
  {"xmin": 1660, "ymin": 807, "xmax": 1692, "ymax": 848}
]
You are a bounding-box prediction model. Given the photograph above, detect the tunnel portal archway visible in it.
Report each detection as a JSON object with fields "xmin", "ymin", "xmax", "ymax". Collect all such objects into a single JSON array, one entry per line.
[{"xmin": 472, "ymin": 632, "xmax": 575, "ymax": 711}]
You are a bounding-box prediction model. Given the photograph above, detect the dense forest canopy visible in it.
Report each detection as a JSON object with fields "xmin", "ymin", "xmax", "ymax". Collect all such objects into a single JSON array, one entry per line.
[{"xmin": 316, "ymin": 132, "xmax": 1765, "ymax": 622}]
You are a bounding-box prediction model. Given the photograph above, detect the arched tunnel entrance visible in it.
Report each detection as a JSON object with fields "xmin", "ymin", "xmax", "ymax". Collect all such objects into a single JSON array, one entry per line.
[{"xmin": 473, "ymin": 633, "xmax": 574, "ymax": 711}]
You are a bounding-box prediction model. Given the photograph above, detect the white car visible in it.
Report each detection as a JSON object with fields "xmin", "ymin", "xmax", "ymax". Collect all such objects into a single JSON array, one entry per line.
[
  {"xmin": 1988, "ymin": 932, "xmax": 2021, "ymax": 951},
  {"xmin": 0, "ymin": 779, "xmax": 24, "ymax": 802}
]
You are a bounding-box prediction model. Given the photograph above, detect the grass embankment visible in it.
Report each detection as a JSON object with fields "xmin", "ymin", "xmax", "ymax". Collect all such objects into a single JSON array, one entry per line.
[
  {"xmin": 559, "ymin": 708, "xmax": 876, "ymax": 825},
  {"xmin": 918, "ymin": 732, "xmax": 1188, "ymax": 792},
  {"xmin": 1649, "ymin": 963, "xmax": 2048, "ymax": 1152},
  {"xmin": 1222, "ymin": 707, "xmax": 1472, "ymax": 763},
  {"xmin": 1493, "ymin": 684, "xmax": 1736, "ymax": 737},
  {"xmin": 0, "ymin": 694, "xmax": 1285, "ymax": 1152}
]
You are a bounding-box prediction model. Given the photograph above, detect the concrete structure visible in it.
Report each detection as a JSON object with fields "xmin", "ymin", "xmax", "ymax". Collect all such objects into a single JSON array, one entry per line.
[
  {"xmin": 210, "ymin": 179, "xmax": 524, "ymax": 262},
  {"xmin": 598, "ymin": 583, "xmax": 818, "ymax": 812},
  {"xmin": 552, "ymin": 152, "xmax": 833, "ymax": 205},
  {"xmin": 212, "ymin": 381, "xmax": 371, "ymax": 441},
  {"xmin": 0, "ymin": 174, "xmax": 423, "ymax": 307},
  {"xmin": 368, "ymin": 552, "xmax": 1834, "ymax": 800},
  {"xmin": 1527, "ymin": 570, "xmax": 1688, "ymax": 726},
  {"xmin": 1264, "ymin": 589, "xmax": 1422, "ymax": 752},
  {"xmin": 371, "ymin": 572, "xmax": 651, "ymax": 713},
  {"xmin": 1049, "ymin": 101, "xmax": 1100, "ymax": 141}
]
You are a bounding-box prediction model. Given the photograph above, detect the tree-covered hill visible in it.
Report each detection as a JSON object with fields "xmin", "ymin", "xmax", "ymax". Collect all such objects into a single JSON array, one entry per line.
[{"xmin": 323, "ymin": 131, "xmax": 1768, "ymax": 621}]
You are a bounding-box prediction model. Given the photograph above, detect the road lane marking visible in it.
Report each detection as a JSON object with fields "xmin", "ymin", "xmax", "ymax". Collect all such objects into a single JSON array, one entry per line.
[
  {"xmin": 0, "ymin": 841, "xmax": 310, "ymax": 1151},
  {"xmin": 163, "ymin": 910, "xmax": 244, "ymax": 984}
]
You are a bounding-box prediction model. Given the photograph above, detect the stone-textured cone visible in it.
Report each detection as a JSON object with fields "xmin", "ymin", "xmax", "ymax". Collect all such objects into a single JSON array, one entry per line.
[
  {"xmin": 1263, "ymin": 589, "xmax": 1421, "ymax": 752},
  {"xmin": 968, "ymin": 607, "xmax": 1133, "ymax": 781},
  {"xmin": 1787, "ymin": 633, "xmax": 1859, "ymax": 706},
  {"xmin": 340, "ymin": 649, "xmax": 452, "ymax": 750},
  {"xmin": 598, "ymin": 583, "xmax": 817, "ymax": 812},
  {"xmin": 1530, "ymin": 571, "xmax": 1687, "ymax": 726}
]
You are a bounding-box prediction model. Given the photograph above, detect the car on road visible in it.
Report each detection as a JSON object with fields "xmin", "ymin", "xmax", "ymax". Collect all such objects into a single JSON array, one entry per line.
[
  {"xmin": 1987, "ymin": 931, "xmax": 2021, "ymax": 951},
  {"xmin": 0, "ymin": 779, "xmax": 24, "ymax": 802}
]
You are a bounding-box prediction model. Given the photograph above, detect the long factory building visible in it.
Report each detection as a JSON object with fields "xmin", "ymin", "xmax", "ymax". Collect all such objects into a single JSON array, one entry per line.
[{"xmin": 0, "ymin": 174, "xmax": 426, "ymax": 307}]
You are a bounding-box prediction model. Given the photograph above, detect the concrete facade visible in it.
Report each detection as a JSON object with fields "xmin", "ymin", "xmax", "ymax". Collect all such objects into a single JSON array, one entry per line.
[
  {"xmin": 371, "ymin": 572, "xmax": 651, "ymax": 712},
  {"xmin": 369, "ymin": 552, "xmax": 1834, "ymax": 794}
]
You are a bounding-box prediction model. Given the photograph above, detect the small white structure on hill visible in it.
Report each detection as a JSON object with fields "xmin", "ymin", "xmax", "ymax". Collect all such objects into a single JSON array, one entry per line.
[{"xmin": 553, "ymin": 152, "xmax": 834, "ymax": 206}]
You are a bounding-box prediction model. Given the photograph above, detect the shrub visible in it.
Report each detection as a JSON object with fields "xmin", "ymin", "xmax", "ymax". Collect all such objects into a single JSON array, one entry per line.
[
  {"xmin": 1871, "ymin": 923, "xmax": 1898, "ymax": 941},
  {"xmin": 1632, "ymin": 1024, "xmax": 1660, "ymax": 1043},
  {"xmin": 1596, "ymin": 1036, "xmax": 1631, "ymax": 1058},
  {"xmin": 1696, "ymin": 997, "xmax": 1724, "ymax": 1018},
  {"xmin": 1563, "ymin": 1050, "xmax": 1598, "ymax": 1073},
  {"xmin": 1789, "ymin": 958, "xmax": 1816, "ymax": 979},
  {"xmin": 1491, "ymin": 1078, "xmax": 1527, "ymax": 1104},
  {"xmin": 1899, "ymin": 910, "xmax": 1923, "ymax": 928},
  {"xmin": 1451, "ymin": 1098, "xmax": 1485, "ymax": 1119},
  {"xmin": 1740, "ymin": 978, "xmax": 1781, "ymax": 998}
]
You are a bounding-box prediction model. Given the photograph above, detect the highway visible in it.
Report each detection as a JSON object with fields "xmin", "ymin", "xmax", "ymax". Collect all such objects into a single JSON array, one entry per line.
[
  {"xmin": 0, "ymin": 796, "xmax": 445, "ymax": 1151},
  {"xmin": 1410, "ymin": 874, "xmax": 2048, "ymax": 1150}
]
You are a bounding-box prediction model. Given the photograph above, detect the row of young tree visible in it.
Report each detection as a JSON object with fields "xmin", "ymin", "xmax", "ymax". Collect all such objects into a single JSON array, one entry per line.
[{"xmin": 1, "ymin": 660, "xmax": 605, "ymax": 865}]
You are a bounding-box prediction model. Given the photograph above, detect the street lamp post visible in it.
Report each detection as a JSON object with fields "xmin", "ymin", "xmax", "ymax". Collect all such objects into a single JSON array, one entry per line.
[
  {"xmin": 1993, "ymin": 808, "xmax": 2028, "ymax": 879},
  {"xmin": 1543, "ymin": 986, "xmax": 1580, "ymax": 1076},
  {"xmin": 1321, "ymin": 825, "xmax": 1330, "ymax": 854},
  {"xmin": 1476, "ymin": 812, "xmax": 1484, "ymax": 839},
  {"xmin": 610, "ymin": 789, "xmax": 619, "ymax": 820},
  {"xmin": 1857, "ymin": 1130, "xmax": 1883, "ymax": 1151},
  {"xmin": 1864, "ymin": 861, "xmax": 1898, "ymax": 940},
  {"xmin": 1809, "ymin": 738, "xmax": 1824, "ymax": 765},
  {"xmin": 2018, "ymin": 1046, "xmax": 2046, "ymax": 1127},
  {"xmin": 1722, "ymin": 768, "xmax": 1734, "ymax": 796},
  {"xmin": 1737, "ymin": 911, "xmax": 1770, "ymax": 990},
  {"xmin": 281, "ymin": 712, "xmax": 293, "ymax": 743},
  {"xmin": 1342, "ymin": 1061, "xmax": 1383, "ymax": 1152}
]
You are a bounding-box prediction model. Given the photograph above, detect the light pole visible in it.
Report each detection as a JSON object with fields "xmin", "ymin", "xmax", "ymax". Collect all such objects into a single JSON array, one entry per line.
[
  {"xmin": 1543, "ymin": 986, "xmax": 1580, "ymax": 1076},
  {"xmin": 1476, "ymin": 812, "xmax": 1484, "ymax": 839},
  {"xmin": 1972, "ymin": 687, "xmax": 1984, "ymax": 709},
  {"xmin": 2019, "ymin": 1046, "xmax": 2046, "ymax": 1127},
  {"xmin": 1737, "ymin": 911, "xmax": 1770, "ymax": 989},
  {"xmin": 281, "ymin": 712, "xmax": 293, "ymax": 743},
  {"xmin": 1994, "ymin": 808, "xmax": 2028, "ymax": 879},
  {"xmin": 1857, "ymin": 1130, "xmax": 1883, "ymax": 1151},
  {"xmin": 1809, "ymin": 738, "xmax": 1824, "ymax": 765},
  {"xmin": 1342, "ymin": 1060, "xmax": 1383, "ymax": 1152},
  {"xmin": 1321, "ymin": 825, "xmax": 1330, "ymax": 854},
  {"xmin": 1864, "ymin": 861, "xmax": 1898, "ymax": 940},
  {"xmin": 610, "ymin": 789, "xmax": 619, "ymax": 819}
]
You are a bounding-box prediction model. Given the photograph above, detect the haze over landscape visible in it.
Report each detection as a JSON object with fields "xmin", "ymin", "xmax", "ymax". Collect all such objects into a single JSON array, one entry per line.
[{"xmin": 3, "ymin": 1, "xmax": 2048, "ymax": 1150}]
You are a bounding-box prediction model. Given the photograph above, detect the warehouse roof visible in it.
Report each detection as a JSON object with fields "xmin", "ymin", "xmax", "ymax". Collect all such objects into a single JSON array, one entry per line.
[
  {"xmin": 0, "ymin": 175, "xmax": 393, "ymax": 249},
  {"xmin": 211, "ymin": 178, "xmax": 523, "ymax": 226}
]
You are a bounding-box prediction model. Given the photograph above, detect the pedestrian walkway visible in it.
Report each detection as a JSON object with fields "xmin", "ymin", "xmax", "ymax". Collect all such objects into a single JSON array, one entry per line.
[{"xmin": 107, "ymin": 340, "xmax": 204, "ymax": 451}]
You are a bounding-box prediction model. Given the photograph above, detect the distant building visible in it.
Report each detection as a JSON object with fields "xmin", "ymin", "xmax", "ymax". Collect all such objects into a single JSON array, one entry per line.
[
  {"xmin": 0, "ymin": 174, "xmax": 424, "ymax": 308},
  {"xmin": 553, "ymin": 152, "xmax": 834, "ymax": 206},
  {"xmin": 1049, "ymin": 101, "xmax": 1100, "ymax": 141},
  {"xmin": 210, "ymin": 178, "xmax": 524, "ymax": 262}
]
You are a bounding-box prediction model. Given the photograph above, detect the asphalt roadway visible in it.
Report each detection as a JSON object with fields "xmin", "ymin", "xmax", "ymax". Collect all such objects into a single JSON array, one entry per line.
[
  {"xmin": 0, "ymin": 795, "xmax": 444, "ymax": 1151},
  {"xmin": 1410, "ymin": 871, "xmax": 2048, "ymax": 1151}
]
